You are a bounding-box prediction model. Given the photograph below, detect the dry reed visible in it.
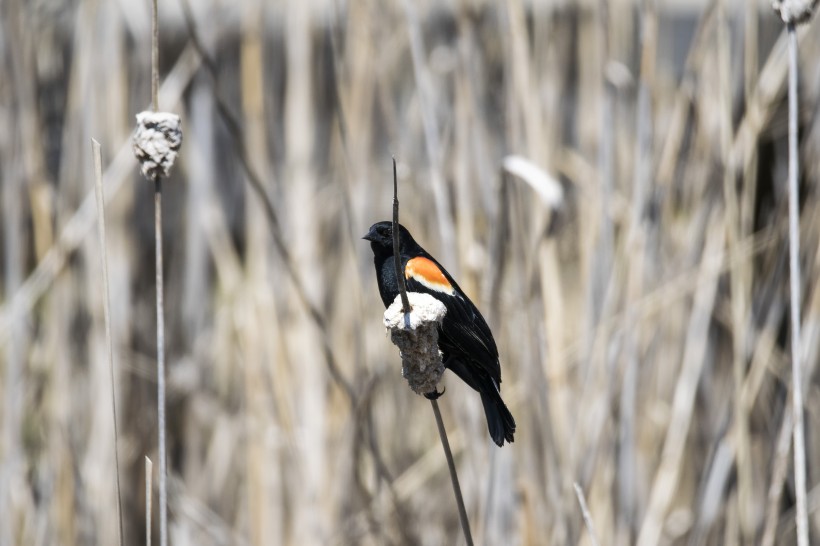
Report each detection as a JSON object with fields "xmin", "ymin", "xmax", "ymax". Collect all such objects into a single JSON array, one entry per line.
[{"xmin": 0, "ymin": 1, "xmax": 818, "ymax": 545}]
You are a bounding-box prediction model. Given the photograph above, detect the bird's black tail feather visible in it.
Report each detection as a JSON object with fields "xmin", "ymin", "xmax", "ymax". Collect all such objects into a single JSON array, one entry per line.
[
  {"xmin": 480, "ymin": 388, "xmax": 516, "ymax": 447},
  {"xmin": 443, "ymin": 356, "xmax": 515, "ymax": 446}
]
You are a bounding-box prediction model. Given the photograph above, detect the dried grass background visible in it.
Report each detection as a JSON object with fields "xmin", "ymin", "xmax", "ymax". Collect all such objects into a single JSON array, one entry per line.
[{"xmin": 1, "ymin": 0, "xmax": 820, "ymax": 544}]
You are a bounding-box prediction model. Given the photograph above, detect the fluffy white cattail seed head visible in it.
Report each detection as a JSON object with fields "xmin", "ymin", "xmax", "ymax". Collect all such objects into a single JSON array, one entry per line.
[
  {"xmin": 383, "ymin": 292, "xmax": 447, "ymax": 395},
  {"xmin": 772, "ymin": 0, "xmax": 818, "ymax": 24},
  {"xmin": 132, "ymin": 111, "xmax": 183, "ymax": 180}
]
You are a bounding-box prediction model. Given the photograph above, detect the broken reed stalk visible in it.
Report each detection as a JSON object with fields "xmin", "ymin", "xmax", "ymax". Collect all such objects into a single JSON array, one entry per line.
[
  {"xmin": 150, "ymin": 2, "xmax": 168, "ymax": 545},
  {"xmin": 92, "ymin": 139, "xmax": 124, "ymax": 546},
  {"xmin": 390, "ymin": 159, "xmax": 473, "ymax": 546},
  {"xmin": 785, "ymin": 21, "xmax": 808, "ymax": 546},
  {"xmin": 146, "ymin": 456, "xmax": 153, "ymax": 546},
  {"xmin": 573, "ymin": 482, "xmax": 601, "ymax": 546}
]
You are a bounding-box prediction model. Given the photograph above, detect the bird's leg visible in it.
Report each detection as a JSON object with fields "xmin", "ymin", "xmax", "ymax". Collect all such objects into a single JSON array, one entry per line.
[
  {"xmin": 424, "ymin": 387, "xmax": 446, "ymax": 400},
  {"xmin": 423, "ymin": 351, "xmax": 451, "ymax": 399}
]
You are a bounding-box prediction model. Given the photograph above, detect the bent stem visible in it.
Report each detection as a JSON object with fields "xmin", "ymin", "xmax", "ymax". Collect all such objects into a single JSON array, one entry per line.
[{"xmin": 390, "ymin": 158, "xmax": 472, "ymax": 545}]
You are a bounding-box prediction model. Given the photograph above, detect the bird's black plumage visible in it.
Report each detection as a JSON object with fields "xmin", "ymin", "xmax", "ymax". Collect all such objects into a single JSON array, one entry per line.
[{"xmin": 364, "ymin": 221, "xmax": 516, "ymax": 446}]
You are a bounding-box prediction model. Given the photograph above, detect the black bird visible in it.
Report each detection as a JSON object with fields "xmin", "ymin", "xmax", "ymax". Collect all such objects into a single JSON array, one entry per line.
[{"xmin": 364, "ymin": 221, "xmax": 516, "ymax": 446}]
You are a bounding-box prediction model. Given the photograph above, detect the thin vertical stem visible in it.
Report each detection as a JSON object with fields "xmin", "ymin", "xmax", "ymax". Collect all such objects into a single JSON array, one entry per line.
[
  {"xmin": 92, "ymin": 139, "xmax": 123, "ymax": 546},
  {"xmin": 431, "ymin": 399, "xmax": 473, "ymax": 546},
  {"xmin": 149, "ymin": 1, "xmax": 167, "ymax": 544},
  {"xmin": 390, "ymin": 159, "xmax": 472, "ymax": 545},
  {"xmin": 151, "ymin": 0, "xmax": 159, "ymax": 112},
  {"xmin": 786, "ymin": 22, "xmax": 808, "ymax": 546},
  {"xmin": 146, "ymin": 456, "xmax": 153, "ymax": 546},
  {"xmin": 154, "ymin": 176, "xmax": 168, "ymax": 546},
  {"xmin": 392, "ymin": 158, "xmax": 410, "ymax": 313}
]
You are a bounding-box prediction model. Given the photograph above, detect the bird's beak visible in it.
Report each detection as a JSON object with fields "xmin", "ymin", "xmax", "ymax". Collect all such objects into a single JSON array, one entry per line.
[{"xmin": 362, "ymin": 227, "xmax": 376, "ymax": 242}]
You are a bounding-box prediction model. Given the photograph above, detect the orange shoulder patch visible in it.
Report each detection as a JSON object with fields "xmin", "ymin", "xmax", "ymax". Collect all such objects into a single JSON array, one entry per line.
[{"xmin": 405, "ymin": 257, "xmax": 454, "ymax": 295}]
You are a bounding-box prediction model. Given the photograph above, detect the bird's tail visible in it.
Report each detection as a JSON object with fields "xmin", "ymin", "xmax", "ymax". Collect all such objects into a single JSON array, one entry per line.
[{"xmin": 480, "ymin": 386, "xmax": 516, "ymax": 447}]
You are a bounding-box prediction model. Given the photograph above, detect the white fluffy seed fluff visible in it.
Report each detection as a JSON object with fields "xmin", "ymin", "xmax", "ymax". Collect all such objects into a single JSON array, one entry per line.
[
  {"xmin": 132, "ymin": 111, "xmax": 183, "ymax": 180},
  {"xmin": 383, "ymin": 292, "xmax": 447, "ymax": 396},
  {"xmin": 772, "ymin": 0, "xmax": 818, "ymax": 24}
]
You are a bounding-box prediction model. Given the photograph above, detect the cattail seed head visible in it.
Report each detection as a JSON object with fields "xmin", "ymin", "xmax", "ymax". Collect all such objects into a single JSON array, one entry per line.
[
  {"xmin": 772, "ymin": 0, "xmax": 818, "ymax": 24},
  {"xmin": 383, "ymin": 292, "xmax": 447, "ymax": 396},
  {"xmin": 132, "ymin": 111, "xmax": 183, "ymax": 180}
]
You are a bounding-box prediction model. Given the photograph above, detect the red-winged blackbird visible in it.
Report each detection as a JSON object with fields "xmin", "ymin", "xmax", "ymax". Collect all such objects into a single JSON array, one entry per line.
[{"xmin": 364, "ymin": 221, "xmax": 516, "ymax": 446}]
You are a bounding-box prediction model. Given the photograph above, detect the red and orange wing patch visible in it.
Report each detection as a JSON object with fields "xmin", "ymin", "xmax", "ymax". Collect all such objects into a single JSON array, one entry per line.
[{"xmin": 405, "ymin": 257, "xmax": 455, "ymax": 296}]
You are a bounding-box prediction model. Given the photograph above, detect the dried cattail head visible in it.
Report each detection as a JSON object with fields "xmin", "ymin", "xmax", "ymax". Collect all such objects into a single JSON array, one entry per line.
[
  {"xmin": 132, "ymin": 111, "xmax": 183, "ymax": 180},
  {"xmin": 772, "ymin": 0, "xmax": 818, "ymax": 24},
  {"xmin": 383, "ymin": 292, "xmax": 447, "ymax": 396}
]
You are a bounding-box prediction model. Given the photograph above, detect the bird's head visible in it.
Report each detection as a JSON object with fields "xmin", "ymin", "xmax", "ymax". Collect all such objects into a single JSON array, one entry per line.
[{"xmin": 363, "ymin": 221, "xmax": 417, "ymax": 256}]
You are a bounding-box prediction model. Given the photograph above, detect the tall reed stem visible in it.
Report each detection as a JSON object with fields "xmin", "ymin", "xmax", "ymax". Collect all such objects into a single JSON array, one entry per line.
[
  {"xmin": 92, "ymin": 139, "xmax": 124, "ymax": 546},
  {"xmin": 391, "ymin": 158, "xmax": 473, "ymax": 545},
  {"xmin": 786, "ymin": 21, "xmax": 808, "ymax": 546},
  {"xmin": 154, "ymin": 175, "xmax": 167, "ymax": 546},
  {"xmin": 150, "ymin": 1, "xmax": 168, "ymax": 544},
  {"xmin": 431, "ymin": 399, "xmax": 473, "ymax": 546}
]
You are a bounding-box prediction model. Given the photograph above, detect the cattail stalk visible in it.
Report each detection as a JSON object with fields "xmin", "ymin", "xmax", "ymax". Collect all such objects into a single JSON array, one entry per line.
[
  {"xmin": 786, "ymin": 21, "xmax": 808, "ymax": 546},
  {"xmin": 390, "ymin": 159, "xmax": 473, "ymax": 546},
  {"xmin": 150, "ymin": 1, "xmax": 168, "ymax": 545}
]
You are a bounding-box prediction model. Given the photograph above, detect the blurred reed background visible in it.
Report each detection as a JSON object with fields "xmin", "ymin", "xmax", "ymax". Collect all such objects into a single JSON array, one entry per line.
[{"xmin": 1, "ymin": 0, "xmax": 820, "ymax": 544}]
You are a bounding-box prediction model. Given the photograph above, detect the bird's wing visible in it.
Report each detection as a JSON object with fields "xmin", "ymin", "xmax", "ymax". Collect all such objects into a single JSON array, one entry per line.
[{"xmin": 403, "ymin": 255, "xmax": 502, "ymax": 382}]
